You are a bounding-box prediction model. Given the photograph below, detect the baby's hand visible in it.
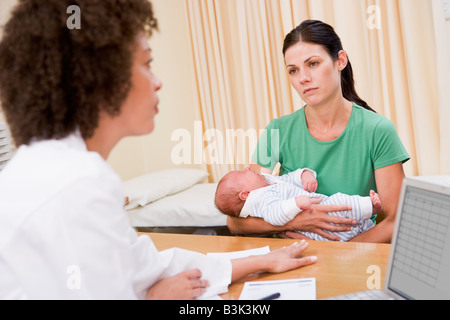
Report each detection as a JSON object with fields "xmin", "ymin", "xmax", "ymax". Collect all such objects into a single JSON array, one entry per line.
[
  {"xmin": 301, "ymin": 170, "xmax": 318, "ymax": 193},
  {"xmin": 295, "ymin": 196, "xmax": 322, "ymax": 210}
]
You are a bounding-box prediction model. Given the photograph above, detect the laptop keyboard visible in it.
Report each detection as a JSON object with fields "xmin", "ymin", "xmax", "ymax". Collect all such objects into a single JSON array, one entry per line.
[{"xmin": 326, "ymin": 290, "xmax": 395, "ymax": 300}]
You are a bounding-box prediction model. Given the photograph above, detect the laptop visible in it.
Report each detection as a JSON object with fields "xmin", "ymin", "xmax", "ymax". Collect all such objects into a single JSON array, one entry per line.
[{"xmin": 327, "ymin": 177, "xmax": 450, "ymax": 300}]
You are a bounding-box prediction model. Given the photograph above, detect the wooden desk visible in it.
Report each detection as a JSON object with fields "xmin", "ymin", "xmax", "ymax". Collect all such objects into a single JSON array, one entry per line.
[{"xmin": 143, "ymin": 233, "xmax": 391, "ymax": 300}]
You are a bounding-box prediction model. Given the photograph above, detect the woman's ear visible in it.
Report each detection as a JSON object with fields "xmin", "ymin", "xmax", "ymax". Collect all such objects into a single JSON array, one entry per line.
[
  {"xmin": 336, "ymin": 50, "xmax": 348, "ymax": 71},
  {"xmin": 239, "ymin": 191, "xmax": 250, "ymax": 201}
]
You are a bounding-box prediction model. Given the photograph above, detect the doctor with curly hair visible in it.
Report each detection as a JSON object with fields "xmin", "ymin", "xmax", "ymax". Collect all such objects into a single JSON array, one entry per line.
[{"xmin": 0, "ymin": 0, "xmax": 316, "ymax": 300}]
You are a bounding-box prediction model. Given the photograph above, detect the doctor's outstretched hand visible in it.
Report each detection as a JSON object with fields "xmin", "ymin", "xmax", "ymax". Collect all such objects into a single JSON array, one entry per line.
[{"xmin": 230, "ymin": 240, "xmax": 317, "ymax": 282}]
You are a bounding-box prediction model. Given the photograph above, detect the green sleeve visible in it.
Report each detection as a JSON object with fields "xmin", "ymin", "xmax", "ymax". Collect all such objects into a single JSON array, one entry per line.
[{"xmin": 372, "ymin": 118, "xmax": 410, "ymax": 170}]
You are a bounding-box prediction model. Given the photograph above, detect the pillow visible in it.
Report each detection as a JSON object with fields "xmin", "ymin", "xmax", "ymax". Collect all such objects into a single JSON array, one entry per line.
[
  {"xmin": 127, "ymin": 183, "xmax": 227, "ymax": 227},
  {"xmin": 123, "ymin": 169, "xmax": 209, "ymax": 210}
]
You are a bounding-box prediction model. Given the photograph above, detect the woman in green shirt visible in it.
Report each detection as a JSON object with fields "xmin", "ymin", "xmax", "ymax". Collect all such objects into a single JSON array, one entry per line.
[{"xmin": 227, "ymin": 20, "xmax": 409, "ymax": 243}]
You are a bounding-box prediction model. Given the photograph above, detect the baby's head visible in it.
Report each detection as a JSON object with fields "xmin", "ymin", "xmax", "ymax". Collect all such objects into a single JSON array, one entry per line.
[{"xmin": 214, "ymin": 168, "xmax": 268, "ymax": 217}]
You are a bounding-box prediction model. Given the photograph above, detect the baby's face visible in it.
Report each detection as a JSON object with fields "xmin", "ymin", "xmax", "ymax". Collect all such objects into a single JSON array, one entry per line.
[{"xmin": 232, "ymin": 167, "xmax": 268, "ymax": 191}]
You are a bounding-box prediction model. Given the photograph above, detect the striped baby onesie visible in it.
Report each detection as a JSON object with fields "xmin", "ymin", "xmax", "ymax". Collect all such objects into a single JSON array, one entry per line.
[{"xmin": 239, "ymin": 169, "xmax": 375, "ymax": 241}]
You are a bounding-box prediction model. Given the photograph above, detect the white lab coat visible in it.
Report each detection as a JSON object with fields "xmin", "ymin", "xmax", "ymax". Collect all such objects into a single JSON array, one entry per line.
[{"xmin": 0, "ymin": 132, "xmax": 231, "ymax": 299}]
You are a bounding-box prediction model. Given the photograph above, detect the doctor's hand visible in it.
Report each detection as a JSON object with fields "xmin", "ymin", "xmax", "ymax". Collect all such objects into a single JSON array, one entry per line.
[
  {"xmin": 258, "ymin": 240, "xmax": 317, "ymax": 273},
  {"xmin": 146, "ymin": 269, "xmax": 209, "ymax": 300},
  {"xmin": 230, "ymin": 240, "xmax": 317, "ymax": 283},
  {"xmin": 281, "ymin": 204, "xmax": 357, "ymax": 241}
]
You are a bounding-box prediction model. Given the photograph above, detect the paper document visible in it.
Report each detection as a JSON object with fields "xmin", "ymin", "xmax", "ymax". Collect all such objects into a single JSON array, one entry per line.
[
  {"xmin": 207, "ymin": 246, "xmax": 270, "ymax": 260},
  {"xmin": 239, "ymin": 278, "xmax": 316, "ymax": 300}
]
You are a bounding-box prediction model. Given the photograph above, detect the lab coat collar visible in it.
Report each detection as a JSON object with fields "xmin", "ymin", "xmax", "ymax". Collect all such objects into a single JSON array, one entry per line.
[
  {"xmin": 59, "ymin": 130, "xmax": 87, "ymax": 151},
  {"xmin": 29, "ymin": 129, "xmax": 87, "ymax": 152}
]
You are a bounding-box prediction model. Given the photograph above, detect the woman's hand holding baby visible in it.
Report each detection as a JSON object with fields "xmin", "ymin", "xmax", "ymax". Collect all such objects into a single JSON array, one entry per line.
[{"xmin": 283, "ymin": 203, "xmax": 356, "ymax": 241}]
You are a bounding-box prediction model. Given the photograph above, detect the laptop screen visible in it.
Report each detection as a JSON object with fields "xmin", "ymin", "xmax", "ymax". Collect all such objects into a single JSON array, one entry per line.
[{"xmin": 387, "ymin": 185, "xmax": 450, "ymax": 299}]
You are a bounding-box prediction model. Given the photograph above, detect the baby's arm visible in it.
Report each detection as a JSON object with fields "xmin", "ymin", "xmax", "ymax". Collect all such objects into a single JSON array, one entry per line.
[
  {"xmin": 255, "ymin": 195, "xmax": 322, "ymax": 227},
  {"xmin": 295, "ymin": 196, "xmax": 322, "ymax": 211}
]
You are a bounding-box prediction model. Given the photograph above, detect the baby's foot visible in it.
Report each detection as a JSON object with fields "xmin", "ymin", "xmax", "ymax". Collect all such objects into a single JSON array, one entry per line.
[{"xmin": 370, "ymin": 190, "xmax": 383, "ymax": 215}]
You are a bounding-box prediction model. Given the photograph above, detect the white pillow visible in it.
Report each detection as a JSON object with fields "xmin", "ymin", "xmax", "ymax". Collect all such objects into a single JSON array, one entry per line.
[
  {"xmin": 123, "ymin": 169, "xmax": 209, "ymax": 210},
  {"xmin": 127, "ymin": 183, "xmax": 227, "ymax": 227}
]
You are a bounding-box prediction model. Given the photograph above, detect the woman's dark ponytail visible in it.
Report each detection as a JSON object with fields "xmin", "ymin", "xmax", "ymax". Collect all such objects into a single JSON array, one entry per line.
[
  {"xmin": 341, "ymin": 59, "xmax": 374, "ymax": 112},
  {"xmin": 283, "ymin": 20, "xmax": 376, "ymax": 113}
]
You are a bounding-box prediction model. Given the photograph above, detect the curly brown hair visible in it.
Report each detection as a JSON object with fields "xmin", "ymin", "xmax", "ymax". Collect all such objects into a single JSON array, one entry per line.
[{"xmin": 0, "ymin": 0, "xmax": 158, "ymax": 146}]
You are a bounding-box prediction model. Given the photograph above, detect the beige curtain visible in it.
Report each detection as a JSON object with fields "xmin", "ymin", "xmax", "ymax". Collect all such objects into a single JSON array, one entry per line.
[{"xmin": 186, "ymin": 0, "xmax": 449, "ymax": 182}]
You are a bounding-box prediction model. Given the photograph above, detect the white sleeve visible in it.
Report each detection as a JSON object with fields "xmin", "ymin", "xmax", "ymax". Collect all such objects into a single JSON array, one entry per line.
[
  {"xmin": 32, "ymin": 175, "xmax": 232, "ymax": 300},
  {"xmin": 128, "ymin": 233, "xmax": 232, "ymax": 300},
  {"xmin": 75, "ymin": 176, "xmax": 233, "ymax": 300},
  {"xmin": 255, "ymin": 195, "xmax": 301, "ymax": 226},
  {"xmin": 13, "ymin": 176, "xmax": 140, "ymax": 299}
]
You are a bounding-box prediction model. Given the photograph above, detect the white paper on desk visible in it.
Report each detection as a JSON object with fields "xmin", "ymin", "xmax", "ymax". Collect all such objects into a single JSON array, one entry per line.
[
  {"xmin": 207, "ymin": 246, "xmax": 270, "ymax": 259},
  {"xmin": 239, "ymin": 278, "xmax": 316, "ymax": 300}
]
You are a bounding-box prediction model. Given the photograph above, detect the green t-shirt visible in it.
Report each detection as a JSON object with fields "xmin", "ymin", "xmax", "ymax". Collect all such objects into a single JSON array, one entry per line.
[{"xmin": 252, "ymin": 104, "xmax": 410, "ymax": 197}]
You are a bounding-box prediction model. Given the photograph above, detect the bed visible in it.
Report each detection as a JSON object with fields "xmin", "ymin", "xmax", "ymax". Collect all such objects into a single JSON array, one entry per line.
[{"xmin": 123, "ymin": 168, "xmax": 230, "ymax": 235}]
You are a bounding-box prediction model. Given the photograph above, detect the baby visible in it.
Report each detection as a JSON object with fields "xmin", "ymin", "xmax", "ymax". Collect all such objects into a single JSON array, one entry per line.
[{"xmin": 215, "ymin": 168, "xmax": 383, "ymax": 241}]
